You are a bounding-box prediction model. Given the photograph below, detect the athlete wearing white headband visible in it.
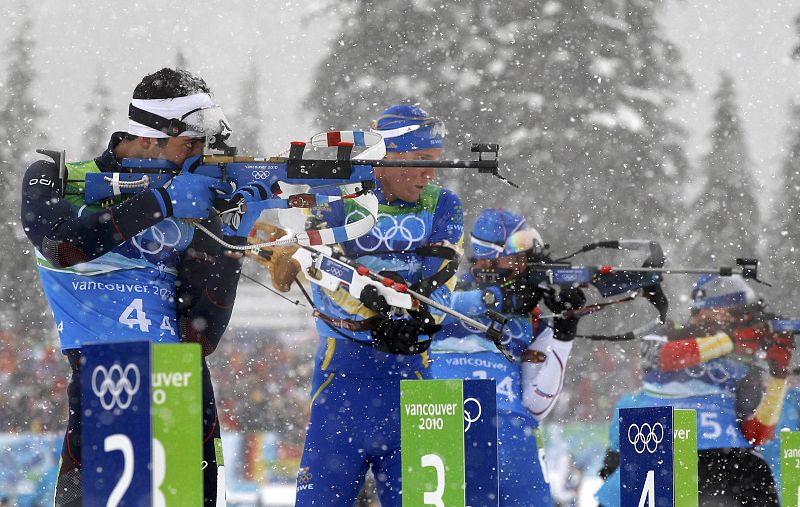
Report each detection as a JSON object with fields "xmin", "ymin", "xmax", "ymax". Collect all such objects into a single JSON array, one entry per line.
[{"xmin": 22, "ymin": 67, "xmax": 244, "ymax": 507}]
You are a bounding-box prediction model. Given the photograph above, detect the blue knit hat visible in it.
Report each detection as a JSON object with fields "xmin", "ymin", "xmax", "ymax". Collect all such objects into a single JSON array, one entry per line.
[
  {"xmin": 372, "ymin": 104, "xmax": 445, "ymax": 152},
  {"xmin": 470, "ymin": 208, "xmax": 530, "ymax": 259}
]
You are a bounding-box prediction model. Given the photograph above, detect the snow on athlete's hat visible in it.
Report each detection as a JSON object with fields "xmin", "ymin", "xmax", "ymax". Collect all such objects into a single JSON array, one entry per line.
[
  {"xmin": 371, "ymin": 104, "xmax": 445, "ymax": 152},
  {"xmin": 691, "ymin": 274, "xmax": 757, "ymax": 310},
  {"xmin": 470, "ymin": 208, "xmax": 543, "ymax": 259}
]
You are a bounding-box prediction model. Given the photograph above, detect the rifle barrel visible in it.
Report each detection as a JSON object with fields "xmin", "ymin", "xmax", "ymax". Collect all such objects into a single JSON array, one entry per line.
[
  {"xmin": 529, "ymin": 264, "xmax": 743, "ymax": 276},
  {"xmin": 368, "ymin": 159, "xmax": 498, "ymax": 169}
]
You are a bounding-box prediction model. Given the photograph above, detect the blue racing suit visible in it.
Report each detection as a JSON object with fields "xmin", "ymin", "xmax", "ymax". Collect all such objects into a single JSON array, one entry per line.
[
  {"xmin": 295, "ymin": 181, "xmax": 463, "ymax": 506},
  {"xmin": 430, "ymin": 277, "xmax": 573, "ymax": 506},
  {"xmin": 20, "ymin": 133, "xmax": 244, "ymax": 506},
  {"xmin": 595, "ymin": 327, "xmax": 777, "ymax": 507}
]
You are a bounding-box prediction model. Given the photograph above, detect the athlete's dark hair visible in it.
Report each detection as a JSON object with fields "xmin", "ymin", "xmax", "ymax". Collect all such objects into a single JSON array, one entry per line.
[{"xmin": 132, "ymin": 68, "xmax": 211, "ymax": 100}]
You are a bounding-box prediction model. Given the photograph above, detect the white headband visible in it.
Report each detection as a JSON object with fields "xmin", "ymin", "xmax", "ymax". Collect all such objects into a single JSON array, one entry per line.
[
  {"xmin": 371, "ymin": 124, "xmax": 421, "ymax": 139},
  {"xmin": 128, "ymin": 93, "xmax": 215, "ymax": 138}
]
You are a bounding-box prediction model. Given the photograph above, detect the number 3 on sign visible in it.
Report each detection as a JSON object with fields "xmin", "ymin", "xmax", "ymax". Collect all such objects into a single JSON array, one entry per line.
[{"xmin": 421, "ymin": 454, "xmax": 445, "ymax": 507}]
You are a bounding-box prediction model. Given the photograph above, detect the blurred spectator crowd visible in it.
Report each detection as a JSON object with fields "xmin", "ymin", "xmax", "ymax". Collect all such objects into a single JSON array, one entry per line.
[{"xmin": 0, "ymin": 332, "xmax": 67, "ymax": 433}]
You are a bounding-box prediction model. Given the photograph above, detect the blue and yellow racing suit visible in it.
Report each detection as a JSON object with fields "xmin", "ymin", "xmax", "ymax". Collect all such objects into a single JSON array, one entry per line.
[{"xmin": 295, "ymin": 181, "xmax": 463, "ymax": 506}]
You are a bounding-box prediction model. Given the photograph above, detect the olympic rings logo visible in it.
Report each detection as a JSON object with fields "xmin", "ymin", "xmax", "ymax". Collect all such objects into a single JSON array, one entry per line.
[
  {"xmin": 132, "ymin": 218, "xmax": 182, "ymax": 255},
  {"xmin": 463, "ymin": 397, "xmax": 482, "ymax": 432},
  {"xmin": 249, "ymin": 170, "xmax": 271, "ymax": 180},
  {"xmin": 91, "ymin": 363, "xmax": 141, "ymax": 411},
  {"xmin": 685, "ymin": 361, "xmax": 731, "ymax": 383},
  {"xmin": 348, "ymin": 212, "xmax": 427, "ymax": 252},
  {"xmin": 627, "ymin": 422, "xmax": 664, "ymax": 454},
  {"xmin": 297, "ymin": 467, "xmax": 313, "ymax": 484},
  {"xmin": 324, "ymin": 264, "xmax": 346, "ymax": 278}
]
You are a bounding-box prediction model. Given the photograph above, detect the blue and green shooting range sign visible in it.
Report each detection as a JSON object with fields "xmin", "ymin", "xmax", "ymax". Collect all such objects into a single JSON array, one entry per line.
[
  {"xmin": 620, "ymin": 406, "xmax": 673, "ymax": 507},
  {"xmin": 81, "ymin": 341, "xmax": 203, "ymax": 506},
  {"xmin": 151, "ymin": 343, "xmax": 202, "ymax": 505},
  {"xmin": 82, "ymin": 341, "xmax": 153, "ymax": 506},
  {"xmin": 672, "ymin": 409, "xmax": 698, "ymax": 507},
  {"xmin": 401, "ymin": 379, "xmax": 499, "ymax": 507},
  {"xmin": 401, "ymin": 379, "xmax": 466, "ymax": 507}
]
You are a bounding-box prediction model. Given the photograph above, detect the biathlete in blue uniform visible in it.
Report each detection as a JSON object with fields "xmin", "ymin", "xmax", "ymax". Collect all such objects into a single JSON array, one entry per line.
[
  {"xmin": 281, "ymin": 104, "xmax": 464, "ymax": 506},
  {"xmin": 21, "ymin": 68, "xmax": 265, "ymax": 506},
  {"xmin": 595, "ymin": 275, "xmax": 791, "ymax": 507},
  {"xmin": 430, "ymin": 208, "xmax": 585, "ymax": 506}
]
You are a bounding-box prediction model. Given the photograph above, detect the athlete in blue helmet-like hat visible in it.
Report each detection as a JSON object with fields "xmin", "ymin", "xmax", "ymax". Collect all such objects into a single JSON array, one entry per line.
[
  {"xmin": 430, "ymin": 208, "xmax": 586, "ymax": 506},
  {"xmin": 595, "ymin": 274, "xmax": 790, "ymax": 507},
  {"xmin": 292, "ymin": 104, "xmax": 464, "ymax": 506}
]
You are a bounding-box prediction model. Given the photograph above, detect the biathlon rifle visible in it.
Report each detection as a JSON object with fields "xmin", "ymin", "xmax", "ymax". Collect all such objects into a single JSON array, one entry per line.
[
  {"xmin": 470, "ymin": 239, "xmax": 670, "ymax": 341},
  {"xmin": 526, "ymin": 242, "xmax": 768, "ymax": 342},
  {"xmin": 292, "ymin": 244, "xmax": 514, "ymax": 362},
  {"xmin": 81, "ymin": 131, "xmax": 513, "ymax": 249}
]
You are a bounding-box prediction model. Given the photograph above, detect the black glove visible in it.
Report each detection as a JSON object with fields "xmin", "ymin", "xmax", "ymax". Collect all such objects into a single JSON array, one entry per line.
[
  {"xmin": 359, "ymin": 285, "xmax": 391, "ymax": 314},
  {"xmin": 500, "ymin": 276, "xmax": 543, "ymax": 314},
  {"xmin": 358, "ymin": 271, "xmax": 406, "ymax": 314},
  {"xmin": 544, "ymin": 286, "xmax": 586, "ymax": 341},
  {"xmin": 370, "ymin": 316, "xmax": 441, "ymax": 355}
]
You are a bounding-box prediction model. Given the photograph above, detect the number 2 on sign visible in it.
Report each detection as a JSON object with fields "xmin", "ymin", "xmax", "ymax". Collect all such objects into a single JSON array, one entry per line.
[
  {"xmin": 421, "ymin": 453, "xmax": 445, "ymax": 507},
  {"xmin": 103, "ymin": 434, "xmax": 166, "ymax": 507}
]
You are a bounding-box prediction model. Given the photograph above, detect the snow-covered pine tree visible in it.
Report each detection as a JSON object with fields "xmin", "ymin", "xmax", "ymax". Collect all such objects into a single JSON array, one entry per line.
[
  {"xmin": 0, "ymin": 11, "xmax": 51, "ymax": 333},
  {"xmin": 766, "ymin": 101, "xmax": 800, "ymax": 313},
  {"xmin": 83, "ymin": 71, "xmax": 113, "ymax": 157},
  {"xmin": 234, "ymin": 63, "xmax": 264, "ymax": 154},
  {"xmin": 686, "ymin": 71, "xmax": 760, "ymax": 266},
  {"xmin": 305, "ymin": 0, "xmax": 689, "ymax": 255}
]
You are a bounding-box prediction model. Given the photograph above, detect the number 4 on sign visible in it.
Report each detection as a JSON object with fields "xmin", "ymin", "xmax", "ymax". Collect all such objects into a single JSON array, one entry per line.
[{"xmin": 638, "ymin": 470, "xmax": 655, "ymax": 507}]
